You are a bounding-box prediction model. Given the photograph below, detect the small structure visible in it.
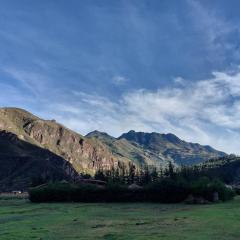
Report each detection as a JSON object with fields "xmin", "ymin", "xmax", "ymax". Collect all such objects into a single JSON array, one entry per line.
[
  {"xmin": 212, "ymin": 192, "xmax": 219, "ymax": 202},
  {"xmin": 12, "ymin": 190, "xmax": 22, "ymax": 195}
]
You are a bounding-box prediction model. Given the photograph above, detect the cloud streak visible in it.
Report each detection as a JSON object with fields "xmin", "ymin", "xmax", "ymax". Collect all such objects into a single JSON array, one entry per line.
[
  {"xmin": 187, "ymin": 0, "xmax": 240, "ymax": 62},
  {"xmin": 112, "ymin": 75, "xmax": 128, "ymax": 85}
]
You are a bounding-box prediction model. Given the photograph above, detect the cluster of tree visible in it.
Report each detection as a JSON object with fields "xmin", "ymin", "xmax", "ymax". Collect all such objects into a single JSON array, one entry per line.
[
  {"xmin": 93, "ymin": 162, "xmax": 163, "ymax": 185},
  {"xmin": 93, "ymin": 156, "xmax": 240, "ymax": 185}
]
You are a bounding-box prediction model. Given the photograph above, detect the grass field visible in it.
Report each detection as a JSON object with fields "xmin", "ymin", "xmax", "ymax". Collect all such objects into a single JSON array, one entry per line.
[{"xmin": 0, "ymin": 196, "xmax": 240, "ymax": 240}]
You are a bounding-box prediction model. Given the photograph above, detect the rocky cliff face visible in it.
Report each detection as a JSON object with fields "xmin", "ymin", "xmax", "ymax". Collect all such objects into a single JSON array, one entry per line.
[
  {"xmin": 22, "ymin": 119, "xmax": 117, "ymax": 173},
  {"xmin": 0, "ymin": 108, "xmax": 118, "ymax": 175}
]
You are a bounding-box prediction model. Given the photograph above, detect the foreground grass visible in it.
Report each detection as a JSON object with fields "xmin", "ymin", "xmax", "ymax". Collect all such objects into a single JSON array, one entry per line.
[{"xmin": 0, "ymin": 197, "xmax": 240, "ymax": 240}]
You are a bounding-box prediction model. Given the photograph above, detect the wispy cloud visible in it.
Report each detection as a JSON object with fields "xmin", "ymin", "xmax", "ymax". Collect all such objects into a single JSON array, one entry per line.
[
  {"xmin": 31, "ymin": 69, "xmax": 240, "ymax": 154},
  {"xmin": 112, "ymin": 75, "xmax": 128, "ymax": 85},
  {"xmin": 2, "ymin": 67, "xmax": 49, "ymax": 96}
]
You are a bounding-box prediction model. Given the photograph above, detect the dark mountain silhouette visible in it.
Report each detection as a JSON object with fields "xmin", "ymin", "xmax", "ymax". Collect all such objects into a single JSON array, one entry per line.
[{"xmin": 0, "ymin": 130, "xmax": 77, "ymax": 191}]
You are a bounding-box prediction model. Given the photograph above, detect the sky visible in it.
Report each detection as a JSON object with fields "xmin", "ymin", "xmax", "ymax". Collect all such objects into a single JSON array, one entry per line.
[{"xmin": 0, "ymin": 0, "xmax": 240, "ymax": 154}]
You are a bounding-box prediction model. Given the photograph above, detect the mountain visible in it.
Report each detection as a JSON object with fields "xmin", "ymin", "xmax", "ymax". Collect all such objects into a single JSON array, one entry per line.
[
  {"xmin": 0, "ymin": 107, "xmax": 227, "ymax": 190},
  {"xmin": 0, "ymin": 108, "xmax": 120, "ymax": 177},
  {"xmin": 87, "ymin": 130, "xmax": 226, "ymax": 166}
]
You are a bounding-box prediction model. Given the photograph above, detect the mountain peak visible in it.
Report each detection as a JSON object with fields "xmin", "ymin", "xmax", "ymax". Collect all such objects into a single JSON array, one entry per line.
[
  {"xmin": 163, "ymin": 133, "xmax": 181, "ymax": 144},
  {"xmin": 119, "ymin": 130, "xmax": 181, "ymax": 144}
]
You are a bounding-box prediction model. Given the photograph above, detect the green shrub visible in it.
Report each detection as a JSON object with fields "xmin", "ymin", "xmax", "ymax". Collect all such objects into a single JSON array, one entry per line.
[{"xmin": 190, "ymin": 177, "xmax": 235, "ymax": 201}]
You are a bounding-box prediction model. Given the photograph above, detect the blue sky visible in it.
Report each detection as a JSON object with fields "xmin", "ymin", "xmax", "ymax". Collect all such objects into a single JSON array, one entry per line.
[{"xmin": 1, "ymin": 0, "xmax": 240, "ymax": 153}]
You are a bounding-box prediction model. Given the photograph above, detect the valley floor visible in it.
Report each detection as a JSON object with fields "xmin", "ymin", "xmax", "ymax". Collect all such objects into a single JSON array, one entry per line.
[{"xmin": 0, "ymin": 196, "xmax": 240, "ymax": 240}]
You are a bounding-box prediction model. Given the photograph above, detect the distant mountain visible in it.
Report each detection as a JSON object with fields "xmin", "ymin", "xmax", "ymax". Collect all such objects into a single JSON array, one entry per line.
[{"xmin": 87, "ymin": 130, "xmax": 226, "ymax": 166}]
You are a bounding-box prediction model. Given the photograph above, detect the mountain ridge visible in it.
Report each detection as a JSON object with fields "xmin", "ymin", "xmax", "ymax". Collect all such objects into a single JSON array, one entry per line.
[{"xmin": 0, "ymin": 107, "xmax": 227, "ymax": 190}]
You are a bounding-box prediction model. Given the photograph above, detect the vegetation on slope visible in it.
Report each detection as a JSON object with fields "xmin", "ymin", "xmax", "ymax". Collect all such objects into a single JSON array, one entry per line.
[{"xmin": 198, "ymin": 155, "xmax": 240, "ymax": 184}]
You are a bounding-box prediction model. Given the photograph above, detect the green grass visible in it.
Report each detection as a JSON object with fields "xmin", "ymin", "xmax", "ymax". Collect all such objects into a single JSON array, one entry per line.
[{"xmin": 0, "ymin": 197, "xmax": 240, "ymax": 240}]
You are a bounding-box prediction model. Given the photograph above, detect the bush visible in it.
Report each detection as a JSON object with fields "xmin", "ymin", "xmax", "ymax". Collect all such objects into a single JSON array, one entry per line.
[{"xmin": 145, "ymin": 178, "xmax": 189, "ymax": 203}]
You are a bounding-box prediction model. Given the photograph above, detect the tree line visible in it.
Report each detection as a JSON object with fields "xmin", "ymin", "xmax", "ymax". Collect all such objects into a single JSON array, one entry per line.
[{"xmin": 29, "ymin": 158, "xmax": 237, "ymax": 203}]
